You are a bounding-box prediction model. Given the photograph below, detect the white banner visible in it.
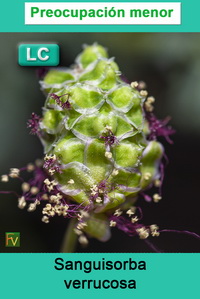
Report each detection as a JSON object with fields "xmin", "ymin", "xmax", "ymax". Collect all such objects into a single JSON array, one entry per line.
[{"xmin": 25, "ymin": 2, "xmax": 181, "ymax": 25}]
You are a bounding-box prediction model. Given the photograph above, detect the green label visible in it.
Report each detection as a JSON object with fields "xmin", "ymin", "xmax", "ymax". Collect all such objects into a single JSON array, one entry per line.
[
  {"xmin": 0, "ymin": 253, "xmax": 199, "ymax": 298},
  {"xmin": 18, "ymin": 44, "xmax": 59, "ymax": 66},
  {"xmin": 5, "ymin": 232, "xmax": 20, "ymax": 247}
]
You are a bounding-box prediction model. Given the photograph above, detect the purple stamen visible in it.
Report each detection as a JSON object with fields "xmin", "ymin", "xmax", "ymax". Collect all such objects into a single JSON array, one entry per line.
[
  {"xmin": 36, "ymin": 67, "xmax": 49, "ymax": 79},
  {"xmin": 110, "ymin": 215, "xmax": 142, "ymax": 237},
  {"xmin": 98, "ymin": 180, "xmax": 108, "ymax": 191},
  {"xmin": 159, "ymin": 229, "xmax": 200, "ymax": 241},
  {"xmin": 100, "ymin": 130, "xmax": 118, "ymax": 147},
  {"xmin": 50, "ymin": 93, "xmax": 71, "ymax": 110},
  {"xmin": 0, "ymin": 190, "xmax": 20, "ymax": 197},
  {"xmin": 143, "ymin": 239, "xmax": 162, "ymax": 253},
  {"xmin": 43, "ymin": 158, "xmax": 62, "ymax": 174},
  {"xmin": 27, "ymin": 113, "xmax": 41, "ymax": 136},
  {"xmin": 146, "ymin": 112, "xmax": 175, "ymax": 144}
]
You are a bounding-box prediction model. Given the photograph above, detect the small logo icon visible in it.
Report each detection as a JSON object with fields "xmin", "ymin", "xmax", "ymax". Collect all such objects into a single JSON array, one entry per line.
[
  {"xmin": 18, "ymin": 44, "xmax": 60, "ymax": 66},
  {"xmin": 5, "ymin": 232, "xmax": 20, "ymax": 247}
]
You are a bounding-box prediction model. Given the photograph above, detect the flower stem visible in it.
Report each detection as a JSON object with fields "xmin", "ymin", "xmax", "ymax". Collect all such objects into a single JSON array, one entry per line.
[{"xmin": 60, "ymin": 218, "xmax": 78, "ymax": 253}]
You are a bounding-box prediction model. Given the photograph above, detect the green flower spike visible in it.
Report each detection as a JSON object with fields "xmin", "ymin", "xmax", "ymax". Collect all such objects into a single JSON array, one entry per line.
[{"xmin": 39, "ymin": 44, "xmax": 163, "ymax": 243}]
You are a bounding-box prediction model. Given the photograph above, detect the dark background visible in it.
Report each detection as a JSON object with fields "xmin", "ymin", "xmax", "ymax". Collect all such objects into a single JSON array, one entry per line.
[{"xmin": 0, "ymin": 33, "xmax": 200, "ymax": 252}]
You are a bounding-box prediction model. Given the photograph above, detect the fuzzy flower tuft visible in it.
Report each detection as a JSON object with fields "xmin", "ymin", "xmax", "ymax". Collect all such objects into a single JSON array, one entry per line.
[
  {"xmin": 27, "ymin": 113, "xmax": 41, "ymax": 136},
  {"xmin": 146, "ymin": 112, "xmax": 175, "ymax": 144},
  {"xmin": 100, "ymin": 127, "xmax": 119, "ymax": 147},
  {"xmin": 43, "ymin": 154, "xmax": 62, "ymax": 175}
]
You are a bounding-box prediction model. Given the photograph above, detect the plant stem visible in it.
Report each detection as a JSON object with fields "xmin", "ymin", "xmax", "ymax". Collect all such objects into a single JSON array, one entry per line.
[{"xmin": 60, "ymin": 218, "xmax": 78, "ymax": 253}]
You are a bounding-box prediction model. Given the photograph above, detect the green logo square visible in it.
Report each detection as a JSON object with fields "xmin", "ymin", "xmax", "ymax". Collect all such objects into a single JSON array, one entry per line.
[
  {"xmin": 5, "ymin": 232, "xmax": 20, "ymax": 247},
  {"xmin": 18, "ymin": 44, "xmax": 60, "ymax": 66}
]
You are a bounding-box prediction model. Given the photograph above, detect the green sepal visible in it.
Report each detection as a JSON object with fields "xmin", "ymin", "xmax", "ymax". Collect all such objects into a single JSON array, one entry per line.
[
  {"xmin": 84, "ymin": 213, "xmax": 111, "ymax": 242},
  {"xmin": 107, "ymin": 86, "xmax": 134, "ymax": 110},
  {"xmin": 111, "ymin": 168, "xmax": 141, "ymax": 195},
  {"xmin": 113, "ymin": 141, "xmax": 143, "ymax": 168},
  {"xmin": 42, "ymin": 110, "xmax": 64, "ymax": 133},
  {"xmin": 44, "ymin": 69, "xmax": 74, "ymax": 85},
  {"xmin": 78, "ymin": 44, "xmax": 108, "ymax": 68},
  {"xmin": 54, "ymin": 136, "xmax": 85, "ymax": 164},
  {"xmin": 98, "ymin": 192, "xmax": 125, "ymax": 212},
  {"xmin": 140, "ymin": 141, "xmax": 163, "ymax": 189},
  {"xmin": 55, "ymin": 163, "xmax": 95, "ymax": 192},
  {"xmin": 85, "ymin": 139, "xmax": 112, "ymax": 182}
]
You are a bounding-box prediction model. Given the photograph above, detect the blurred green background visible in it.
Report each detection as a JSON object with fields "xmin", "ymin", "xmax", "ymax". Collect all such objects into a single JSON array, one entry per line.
[{"xmin": 0, "ymin": 33, "xmax": 200, "ymax": 252}]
